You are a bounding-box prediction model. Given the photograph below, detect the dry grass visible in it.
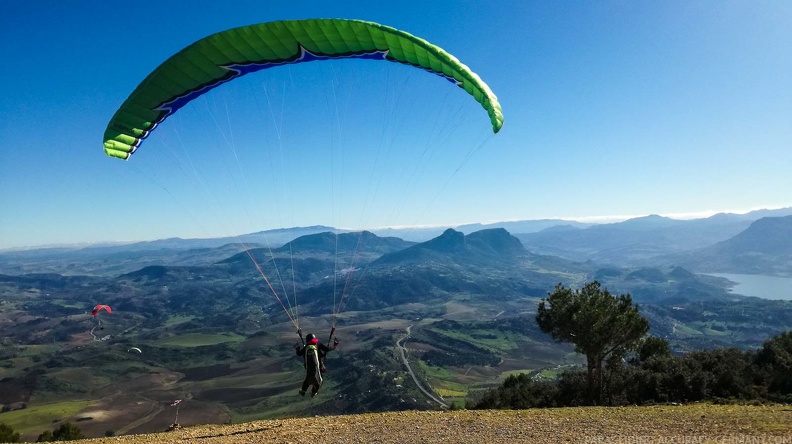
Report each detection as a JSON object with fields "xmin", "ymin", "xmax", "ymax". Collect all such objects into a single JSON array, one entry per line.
[{"xmin": 75, "ymin": 404, "xmax": 791, "ymax": 444}]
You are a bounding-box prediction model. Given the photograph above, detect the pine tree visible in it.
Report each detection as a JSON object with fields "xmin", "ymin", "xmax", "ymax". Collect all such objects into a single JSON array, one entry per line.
[{"xmin": 536, "ymin": 281, "xmax": 649, "ymax": 405}]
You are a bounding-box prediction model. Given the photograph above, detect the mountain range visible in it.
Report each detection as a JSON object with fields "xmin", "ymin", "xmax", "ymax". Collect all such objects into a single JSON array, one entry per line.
[
  {"xmin": 514, "ymin": 208, "xmax": 792, "ymax": 267},
  {"xmin": 1, "ymin": 208, "xmax": 790, "ymax": 279}
]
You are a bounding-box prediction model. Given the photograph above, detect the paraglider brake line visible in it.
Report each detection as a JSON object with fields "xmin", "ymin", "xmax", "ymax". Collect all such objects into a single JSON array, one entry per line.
[{"xmin": 326, "ymin": 326, "xmax": 336, "ymax": 348}]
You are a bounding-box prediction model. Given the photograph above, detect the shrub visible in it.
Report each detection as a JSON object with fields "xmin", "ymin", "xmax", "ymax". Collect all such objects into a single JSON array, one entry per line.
[
  {"xmin": 0, "ymin": 423, "xmax": 20, "ymax": 443},
  {"xmin": 37, "ymin": 422, "xmax": 84, "ymax": 442}
]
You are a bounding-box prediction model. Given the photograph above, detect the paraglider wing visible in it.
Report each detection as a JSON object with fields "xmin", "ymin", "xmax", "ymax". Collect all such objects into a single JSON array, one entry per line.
[
  {"xmin": 103, "ymin": 18, "xmax": 503, "ymax": 160},
  {"xmin": 92, "ymin": 304, "xmax": 112, "ymax": 316},
  {"xmin": 127, "ymin": 347, "xmax": 143, "ymax": 354}
]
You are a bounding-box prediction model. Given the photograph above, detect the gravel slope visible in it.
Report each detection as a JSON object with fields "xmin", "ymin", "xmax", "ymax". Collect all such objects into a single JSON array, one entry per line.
[{"xmin": 78, "ymin": 405, "xmax": 791, "ymax": 444}]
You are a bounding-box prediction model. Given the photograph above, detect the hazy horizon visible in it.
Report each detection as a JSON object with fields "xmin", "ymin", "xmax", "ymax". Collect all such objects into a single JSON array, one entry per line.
[{"xmin": 3, "ymin": 205, "xmax": 789, "ymax": 251}]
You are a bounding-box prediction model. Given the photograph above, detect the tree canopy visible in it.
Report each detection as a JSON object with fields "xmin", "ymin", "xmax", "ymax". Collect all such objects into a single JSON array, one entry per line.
[{"xmin": 536, "ymin": 281, "xmax": 649, "ymax": 404}]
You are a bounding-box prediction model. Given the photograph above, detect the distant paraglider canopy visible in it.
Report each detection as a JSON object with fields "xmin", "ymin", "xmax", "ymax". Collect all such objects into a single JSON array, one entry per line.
[
  {"xmin": 127, "ymin": 347, "xmax": 142, "ymax": 354},
  {"xmin": 92, "ymin": 304, "xmax": 112, "ymax": 316}
]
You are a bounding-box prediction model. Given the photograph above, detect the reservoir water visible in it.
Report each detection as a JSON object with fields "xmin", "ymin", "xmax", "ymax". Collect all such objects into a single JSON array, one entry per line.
[{"xmin": 706, "ymin": 273, "xmax": 792, "ymax": 301}]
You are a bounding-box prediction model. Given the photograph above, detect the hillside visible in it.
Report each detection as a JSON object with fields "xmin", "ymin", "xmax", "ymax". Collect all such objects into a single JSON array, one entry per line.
[
  {"xmin": 74, "ymin": 405, "xmax": 791, "ymax": 444},
  {"xmin": 669, "ymin": 215, "xmax": 792, "ymax": 276}
]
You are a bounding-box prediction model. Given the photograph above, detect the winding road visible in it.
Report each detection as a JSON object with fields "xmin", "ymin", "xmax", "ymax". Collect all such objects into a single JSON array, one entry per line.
[{"xmin": 395, "ymin": 325, "xmax": 448, "ymax": 408}]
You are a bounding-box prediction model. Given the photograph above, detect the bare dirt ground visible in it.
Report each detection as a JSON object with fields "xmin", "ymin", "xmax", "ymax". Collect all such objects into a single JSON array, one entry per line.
[{"xmin": 75, "ymin": 404, "xmax": 791, "ymax": 444}]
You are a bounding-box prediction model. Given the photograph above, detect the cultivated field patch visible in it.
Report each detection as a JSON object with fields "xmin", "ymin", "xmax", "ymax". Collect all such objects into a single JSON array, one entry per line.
[{"xmin": 0, "ymin": 400, "xmax": 93, "ymax": 437}]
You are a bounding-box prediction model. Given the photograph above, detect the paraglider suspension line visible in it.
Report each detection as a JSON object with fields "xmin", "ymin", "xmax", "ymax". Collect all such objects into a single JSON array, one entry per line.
[{"xmin": 240, "ymin": 245, "xmax": 299, "ymax": 329}]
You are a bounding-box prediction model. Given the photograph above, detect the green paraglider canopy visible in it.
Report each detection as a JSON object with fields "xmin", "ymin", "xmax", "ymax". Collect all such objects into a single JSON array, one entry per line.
[{"xmin": 103, "ymin": 18, "xmax": 503, "ymax": 159}]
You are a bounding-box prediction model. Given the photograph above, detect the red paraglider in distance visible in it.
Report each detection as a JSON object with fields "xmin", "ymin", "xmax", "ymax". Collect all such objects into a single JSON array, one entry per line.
[{"xmin": 92, "ymin": 305, "xmax": 112, "ymax": 316}]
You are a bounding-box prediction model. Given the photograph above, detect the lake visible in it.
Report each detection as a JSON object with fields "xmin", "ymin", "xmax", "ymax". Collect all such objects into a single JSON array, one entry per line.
[{"xmin": 706, "ymin": 273, "xmax": 792, "ymax": 301}]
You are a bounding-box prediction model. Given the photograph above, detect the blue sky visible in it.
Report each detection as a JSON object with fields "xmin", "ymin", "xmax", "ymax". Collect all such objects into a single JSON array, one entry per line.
[{"xmin": 1, "ymin": 1, "xmax": 791, "ymax": 249}]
